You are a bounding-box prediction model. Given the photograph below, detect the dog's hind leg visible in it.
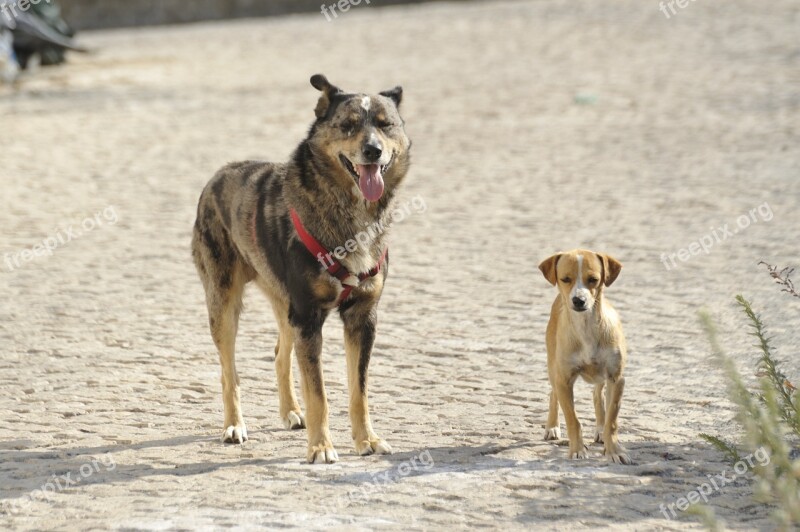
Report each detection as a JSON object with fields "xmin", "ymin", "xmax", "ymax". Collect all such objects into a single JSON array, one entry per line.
[
  {"xmin": 211, "ymin": 289, "xmax": 247, "ymax": 444},
  {"xmin": 269, "ymin": 297, "xmax": 305, "ymax": 430},
  {"xmin": 341, "ymin": 304, "xmax": 392, "ymax": 457},
  {"xmin": 592, "ymin": 382, "xmax": 606, "ymax": 443},
  {"xmin": 603, "ymin": 376, "xmax": 631, "ymax": 464},
  {"xmin": 544, "ymin": 389, "xmax": 561, "ymax": 440},
  {"xmin": 193, "ymin": 219, "xmax": 251, "ymax": 444}
]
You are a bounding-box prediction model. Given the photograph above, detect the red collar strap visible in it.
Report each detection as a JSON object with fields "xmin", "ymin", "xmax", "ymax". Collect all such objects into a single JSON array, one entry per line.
[{"xmin": 290, "ymin": 208, "xmax": 388, "ymax": 305}]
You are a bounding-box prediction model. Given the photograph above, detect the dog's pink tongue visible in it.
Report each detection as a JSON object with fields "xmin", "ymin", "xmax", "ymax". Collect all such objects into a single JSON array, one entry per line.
[{"xmin": 356, "ymin": 164, "xmax": 384, "ymax": 202}]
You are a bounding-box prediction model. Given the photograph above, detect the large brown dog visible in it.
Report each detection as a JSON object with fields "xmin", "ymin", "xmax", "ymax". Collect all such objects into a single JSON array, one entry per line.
[
  {"xmin": 191, "ymin": 74, "xmax": 411, "ymax": 464},
  {"xmin": 539, "ymin": 250, "xmax": 632, "ymax": 465}
]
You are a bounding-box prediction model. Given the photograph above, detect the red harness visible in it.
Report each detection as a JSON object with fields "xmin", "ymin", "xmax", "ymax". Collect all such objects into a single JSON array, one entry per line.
[{"xmin": 289, "ymin": 208, "xmax": 387, "ymax": 305}]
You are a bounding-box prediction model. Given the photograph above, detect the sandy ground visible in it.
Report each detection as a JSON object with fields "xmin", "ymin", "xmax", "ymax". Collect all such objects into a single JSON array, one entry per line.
[{"xmin": 1, "ymin": 0, "xmax": 799, "ymax": 529}]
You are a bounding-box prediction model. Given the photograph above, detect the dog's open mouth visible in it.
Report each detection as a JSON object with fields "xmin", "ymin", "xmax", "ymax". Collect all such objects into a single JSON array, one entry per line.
[{"xmin": 339, "ymin": 154, "xmax": 393, "ymax": 202}]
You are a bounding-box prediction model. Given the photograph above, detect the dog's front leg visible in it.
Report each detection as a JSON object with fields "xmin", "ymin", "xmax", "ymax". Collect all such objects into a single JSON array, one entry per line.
[
  {"xmin": 544, "ymin": 389, "xmax": 561, "ymax": 440},
  {"xmin": 555, "ymin": 378, "xmax": 587, "ymax": 459},
  {"xmin": 603, "ymin": 376, "xmax": 631, "ymax": 464},
  {"xmin": 292, "ymin": 311, "xmax": 337, "ymax": 464},
  {"xmin": 341, "ymin": 302, "xmax": 392, "ymax": 457}
]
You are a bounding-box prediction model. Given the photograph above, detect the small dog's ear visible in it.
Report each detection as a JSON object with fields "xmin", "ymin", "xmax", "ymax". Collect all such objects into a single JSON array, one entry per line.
[
  {"xmin": 538, "ymin": 254, "xmax": 561, "ymax": 286},
  {"xmin": 380, "ymin": 86, "xmax": 403, "ymax": 107},
  {"xmin": 310, "ymin": 74, "xmax": 342, "ymax": 118},
  {"xmin": 598, "ymin": 253, "xmax": 622, "ymax": 286}
]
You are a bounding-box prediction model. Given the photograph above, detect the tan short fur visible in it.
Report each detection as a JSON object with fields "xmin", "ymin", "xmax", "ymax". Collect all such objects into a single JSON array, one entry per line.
[{"xmin": 539, "ymin": 249, "xmax": 632, "ymax": 465}]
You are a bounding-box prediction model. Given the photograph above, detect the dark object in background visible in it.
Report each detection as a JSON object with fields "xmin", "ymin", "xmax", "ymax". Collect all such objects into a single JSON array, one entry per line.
[
  {"xmin": 3, "ymin": 0, "xmax": 85, "ymax": 68},
  {"xmin": 0, "ymin": 25, "xmax": 18, "ymax": 82}
]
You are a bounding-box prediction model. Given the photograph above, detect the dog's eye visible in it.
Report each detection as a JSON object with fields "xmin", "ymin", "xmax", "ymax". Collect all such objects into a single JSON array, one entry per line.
[
  {"xmin": 588, "ymin": 277, "xmax": 599, "ymax": 285},
  {"xmin": 340, "ymin": 121, "xmax": 357, "ymax": 132},
  {"xmin": 375, "ymin": 120, "xmax": 393, "ymax": 129},
  {"xmin": 560, "ymin": 277, "xmax": 571, "ymax": 284}
]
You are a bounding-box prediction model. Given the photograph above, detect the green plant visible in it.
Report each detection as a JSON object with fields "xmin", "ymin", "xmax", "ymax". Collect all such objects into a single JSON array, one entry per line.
[
  {"xmin": 697, "ymin": 433, "xmax": 740, "ymax": 464},
  {"xmin": 697, "ymin": 263, "xmax": 800, "ymax": 530}
]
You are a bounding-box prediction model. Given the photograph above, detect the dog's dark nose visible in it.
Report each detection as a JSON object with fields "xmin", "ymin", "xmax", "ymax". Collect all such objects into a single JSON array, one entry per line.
[
  {"xmin": 363, "ymin": 141, "xmax": 383, "ymax": 162},
  {"xmin": 572, "ymin": 297, "xmax": 585, "ymax": 308}
]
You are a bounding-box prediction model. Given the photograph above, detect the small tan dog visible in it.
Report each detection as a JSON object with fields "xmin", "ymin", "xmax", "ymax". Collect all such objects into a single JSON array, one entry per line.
[{"xmin": 538, "ymin": 249, "xmax": 631, "ymax": 464}]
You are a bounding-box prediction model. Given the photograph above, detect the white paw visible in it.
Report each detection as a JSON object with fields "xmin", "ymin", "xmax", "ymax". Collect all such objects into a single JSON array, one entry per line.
[
  {"xmin": 308, "ymin": 444, "xmax": 339, "ymax": 464},
  {"xmin": 283, "ymin": 411, "xmax": 306, "ymax": 430},
  {"xmin": 374, "ymin": 440, "xmax": 392, "ymax": 455},
  {"xmin": 606, "ymin": 447, "xmax": 632, "ymax": 465},
  {"xmin": 544, "ymin": 427, "xmax": 561, "ymax": 441},
  {"xmin": 569, "ymin": 449, "xmax": 588, "ymax": 459},
  {"xmin": 221, "ymin": 424, "xmax": 248, "ymax": 444},
  {"xmin": 355, "ymin": 438, "xmax": 392, "ymax": 456},
  {"xmin": 569, "ymin": 444, "xmax": 589, "ymax": 459}
]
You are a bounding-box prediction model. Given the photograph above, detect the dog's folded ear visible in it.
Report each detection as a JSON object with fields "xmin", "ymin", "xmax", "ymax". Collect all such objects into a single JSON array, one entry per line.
[
  {"xmin": 538, "ymin": 254, "xmax": 561, "ymax": 286},
  {"xmin": 598, "ymin": 253, "xmax": 623, "ymax": 286},
  {"xmin": 310, "ymin": 74, "xmax": 340, "ymax": 93},
  {"xmin": 310, "ymin": 74, "xmax": 343, "ymax": 118},
  {"xmin": 379, "ymin": 86, "xmax": 403, "ymax": 107}
]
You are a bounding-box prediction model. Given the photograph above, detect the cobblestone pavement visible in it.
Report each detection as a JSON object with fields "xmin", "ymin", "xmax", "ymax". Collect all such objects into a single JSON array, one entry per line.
[{"xmin": 1, "ymin": 0, "xmax": 798, "ymax": 529}]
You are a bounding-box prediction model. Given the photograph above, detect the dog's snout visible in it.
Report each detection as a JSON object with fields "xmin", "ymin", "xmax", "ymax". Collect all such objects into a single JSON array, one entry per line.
[
  {"xmin": 363, "ymin": 140, "xmax": 383, "ymax": 162},
  {"xmin": 572, "ymin": 296, "xmax": 586, "ymax": 308}
]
